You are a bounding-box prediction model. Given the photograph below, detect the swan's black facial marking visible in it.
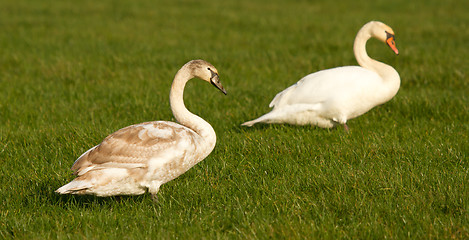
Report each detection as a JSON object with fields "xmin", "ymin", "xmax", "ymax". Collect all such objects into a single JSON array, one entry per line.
[
  {"xmin": 385, "ymin": 31, "xmax": 396, "ymax": 48},
  {"xmin": 385, "ymin": 31, "xmax": 395, "ymax": 41},
  {"xmin": 385, "ymin": 31, "xmax": 399, "ymax": 55}
]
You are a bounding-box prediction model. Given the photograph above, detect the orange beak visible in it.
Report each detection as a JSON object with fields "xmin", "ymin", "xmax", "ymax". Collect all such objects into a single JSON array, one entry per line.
[{"xmin": 386, "ymin": 34, "xmax": 399, "ymax": 55}]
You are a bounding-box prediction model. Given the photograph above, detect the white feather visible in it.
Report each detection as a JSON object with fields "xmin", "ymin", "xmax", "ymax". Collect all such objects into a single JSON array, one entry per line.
[{"xmin": 242, "ymin": 21, "xmax": 400, "ymax": 129}]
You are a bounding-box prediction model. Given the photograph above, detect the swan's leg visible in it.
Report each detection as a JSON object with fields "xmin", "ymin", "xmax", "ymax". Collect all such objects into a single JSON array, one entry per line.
[{"xmin": 333, "ymin": 116, "xmax": 349, "ymax": 132}]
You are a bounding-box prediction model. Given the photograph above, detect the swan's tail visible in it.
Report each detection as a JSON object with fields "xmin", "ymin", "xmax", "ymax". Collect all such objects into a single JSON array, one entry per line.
[
  {"xmin": 242, "ymin": 104, "xmax": 329, "ymax": 127},
  {"xmin": 241, "ymin": 112, "xmax": 279, "ymax": 127},
  {"xmin": 241, "ymin": 119, "xmax": 260, "ymax": 127}
]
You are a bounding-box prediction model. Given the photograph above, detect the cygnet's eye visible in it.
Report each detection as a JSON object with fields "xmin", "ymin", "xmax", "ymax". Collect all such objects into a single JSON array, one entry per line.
[{"xmin": 207, "ymin": 67, "xmax": 217, "ymax": 79}]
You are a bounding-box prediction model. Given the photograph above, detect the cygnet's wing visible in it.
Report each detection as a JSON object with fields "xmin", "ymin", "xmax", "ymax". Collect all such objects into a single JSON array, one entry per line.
[{"xmin": 71, "ymin": 121, "xmax": 196, "ymax": 176}]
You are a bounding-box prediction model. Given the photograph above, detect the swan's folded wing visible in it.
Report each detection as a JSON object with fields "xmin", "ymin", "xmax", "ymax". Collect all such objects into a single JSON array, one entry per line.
[
  {"xmin": 271, "ymin": 66, "xmax": 381, "ymax": 107},
  {"xmin": 269, "ymin": 84, "xmax": 298, "ymax": 109},
  {"xmin": 71, "ymin": 121, "xmax": 195, "ymax": 176}
]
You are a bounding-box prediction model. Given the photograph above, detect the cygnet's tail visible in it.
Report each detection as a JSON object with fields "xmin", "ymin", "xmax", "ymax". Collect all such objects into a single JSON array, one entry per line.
[{"xmin": 55, "ymin": 179, "xmax": 91, "ymax": 195}]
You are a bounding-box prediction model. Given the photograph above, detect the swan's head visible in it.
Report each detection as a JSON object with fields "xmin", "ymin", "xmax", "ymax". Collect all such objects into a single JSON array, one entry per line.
[
  {"xmin": 368, "ymin": 21, "xmax": 399, "ymax": 55},
  {"xmin": 185, "ymin": 59, "xmax": 227, "ymax": 95}
]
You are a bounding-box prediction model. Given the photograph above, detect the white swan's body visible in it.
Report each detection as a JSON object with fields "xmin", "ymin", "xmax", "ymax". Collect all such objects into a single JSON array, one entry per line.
[
  {"xmin": 56, "ymin": 60, "xmax": 226, "ymax": 199},
  {"xmin": 242, "ymin": 21, "xmax": 400, "ymax": 129}
]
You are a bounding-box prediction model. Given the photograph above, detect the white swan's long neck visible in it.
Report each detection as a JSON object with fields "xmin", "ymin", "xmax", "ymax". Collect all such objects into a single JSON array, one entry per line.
[
  {"xmin": 353, "ymin": 24, "xmax": 400, "ymax": 96},
  {"xmin": 169, "ymin": 68, "xmax": 216, "ymax": 143}
]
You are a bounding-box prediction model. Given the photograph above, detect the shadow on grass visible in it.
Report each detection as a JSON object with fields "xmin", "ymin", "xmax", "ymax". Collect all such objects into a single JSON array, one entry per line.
[
  {"xmin": 27, "ymin": 177, "xmax": 153, "ymax": 209},
  {"xmin": 232, "ymin": 122, "xmax": 341, "ymax": 133},
  {"xmin": 233, "ymin": 123, "xmax": 274, "ymax": 132},
  {"xmin": 51, "ymin": 193, "xmax": 148, "ymax": 208}
]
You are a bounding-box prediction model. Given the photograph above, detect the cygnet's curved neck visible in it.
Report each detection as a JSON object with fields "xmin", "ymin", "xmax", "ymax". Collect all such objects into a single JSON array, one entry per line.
[{"xmin": 169, "ymin": 67, "xmax": 216, "ymax": 141}]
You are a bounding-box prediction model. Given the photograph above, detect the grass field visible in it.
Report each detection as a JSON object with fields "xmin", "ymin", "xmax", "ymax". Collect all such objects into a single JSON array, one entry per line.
[{"xmin": 1, "ymin": 0, "xmax": 468, "ymax": 238}]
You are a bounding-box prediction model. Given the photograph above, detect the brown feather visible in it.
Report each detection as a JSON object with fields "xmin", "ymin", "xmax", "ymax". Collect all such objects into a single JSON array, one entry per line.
[{"xmin": 71, "ymin": 121, "xmax": 197, "ymax": 175}]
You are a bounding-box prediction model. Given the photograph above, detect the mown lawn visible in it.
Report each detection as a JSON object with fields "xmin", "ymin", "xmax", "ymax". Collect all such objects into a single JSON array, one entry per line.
[{"xmin": 0, "ymin": 0, "xmax": 467, "ymax": 239}]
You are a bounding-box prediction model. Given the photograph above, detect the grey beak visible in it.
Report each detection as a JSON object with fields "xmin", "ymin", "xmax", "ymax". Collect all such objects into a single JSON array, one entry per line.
[{"xmin": 210, "ymin": 74, "xmax": 227, "ymax": 95}]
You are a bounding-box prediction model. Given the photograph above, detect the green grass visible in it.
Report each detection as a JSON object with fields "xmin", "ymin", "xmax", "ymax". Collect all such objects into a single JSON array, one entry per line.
[{"xmin": 1, "ymin": 0, "xmax": 468, "ymax": 238}]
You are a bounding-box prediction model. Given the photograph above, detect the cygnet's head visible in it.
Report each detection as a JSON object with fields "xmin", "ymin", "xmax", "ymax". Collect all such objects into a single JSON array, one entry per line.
[
  {"xmin": 367, "ymin": 21, "xmax": 399, "ymax": 55},
  {"xmin": 184, "ymin": 59, "xmax": 227, "ymax": 95}
]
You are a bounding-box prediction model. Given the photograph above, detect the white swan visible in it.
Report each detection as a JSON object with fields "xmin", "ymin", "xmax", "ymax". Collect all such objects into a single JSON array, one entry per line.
[
  {"xmin": 56, "ymin": 60, "xmax": 227, "ymax": 199},
  {"xmin": 242, "ymin": 21, "xmax": 400, "ymax": 130}
]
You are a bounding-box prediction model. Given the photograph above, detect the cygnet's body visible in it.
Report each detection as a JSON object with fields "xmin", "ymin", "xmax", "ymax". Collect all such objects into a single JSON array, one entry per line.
[{"xmin": 56, "ymin": 60, "xmax": 226, "ymax": 199}]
